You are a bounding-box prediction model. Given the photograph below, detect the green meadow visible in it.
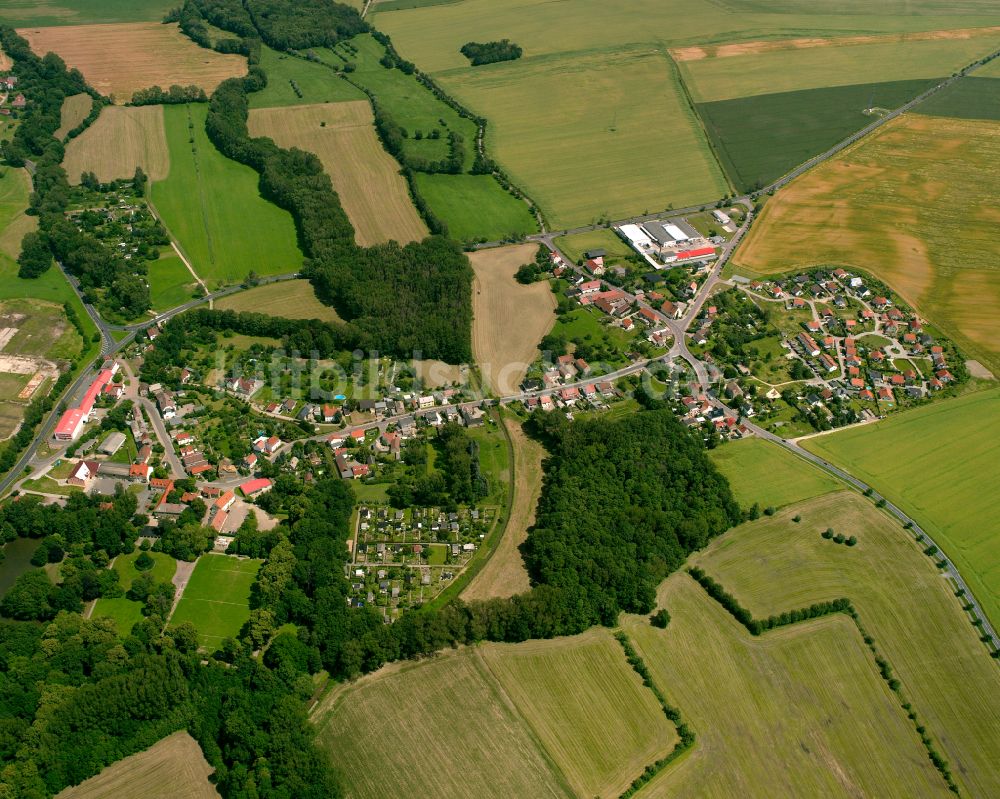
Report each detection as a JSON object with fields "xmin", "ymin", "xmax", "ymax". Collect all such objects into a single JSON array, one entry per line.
[
  {"xmin": 249, "ymin": 46, "xmax": 366, "ymax": 109},
  {"xmin": 804, "ymin": 388, "xmax": 1000, "ymax": 631},
  {"xmin": 147, "ymin": 252, "xmax": 197, "ymax": 312},
  {"xmin": 150, "ymin": 104, "xmax": 302, "ymax": 287},
  {"xmin": 91, "ymin": 551, "xmax": 177, "ymax": 636},
  {"xmin": 0, "ymin": 0, "xmax": 171, "ymax": 27},
  {"xmin": 413, "ymin": 173, "xmax": 536, "ymax": 241},
  {"xmin": 169, "ymin": 554, "xmax": 262, "ymax": 648}
]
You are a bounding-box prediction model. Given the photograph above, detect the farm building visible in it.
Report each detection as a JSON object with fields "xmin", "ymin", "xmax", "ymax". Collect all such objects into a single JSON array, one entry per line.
[{"xmin": 99, "ymin": 431, "xmax": 127, "ymax": 455}]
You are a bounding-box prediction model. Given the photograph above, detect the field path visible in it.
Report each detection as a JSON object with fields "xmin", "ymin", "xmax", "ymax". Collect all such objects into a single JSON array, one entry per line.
[
  {"xmin": 169, "ymin": 240, "xmax": 207, "ymax": 301},
  {"xmin": 463, "ymin": 417, "xmax": 541, "ymax": 601},
  {"xmin": 166, "ymin": 558, "xmax": 198, "ymax": 621}
]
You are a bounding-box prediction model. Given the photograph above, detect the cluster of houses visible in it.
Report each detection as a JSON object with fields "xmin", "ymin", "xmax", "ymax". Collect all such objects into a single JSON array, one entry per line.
[
  {"xmin": 0, "ymin": 74, "xmax": 26, "ymax": 116},
  {"xmin": 678, "ymin": 392, "xmax": 751, "ymax": 441}
]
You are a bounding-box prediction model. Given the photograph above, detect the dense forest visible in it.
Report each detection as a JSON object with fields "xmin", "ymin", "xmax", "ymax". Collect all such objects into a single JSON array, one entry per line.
[
  {"xmin": 460, "ymin": 39, "xmax": 523, "ymax": 66},
  {"xmin": 246, "ymin": 0, "xmax": 367, "ymax": 50}
]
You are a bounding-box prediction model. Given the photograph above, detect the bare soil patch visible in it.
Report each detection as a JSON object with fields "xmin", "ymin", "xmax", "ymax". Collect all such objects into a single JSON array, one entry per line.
[
  {"xmin": 55, "ymin": 731, "xmax": 219, "ymax": 799},
  {"xmin": 470, "ymin": 243, "xmax": 556, "ymax": 396},
  {"xmin": 63, "ymin": 105, "xmax": 169, "ymax": 184},
  {"xmin": 462, "ymin": 416, "xmax": 540, "ymax": 601},
  {"xmin": 248, "ymin": 102, "xmax": 427, "ymax": 246},
  {"xmin": 18, "ymin": 22, "xmax": 246, "ymax": 102},
  {"xmin": 672, "ymin": 26, "xmax": 1000, "ymax": 61}
]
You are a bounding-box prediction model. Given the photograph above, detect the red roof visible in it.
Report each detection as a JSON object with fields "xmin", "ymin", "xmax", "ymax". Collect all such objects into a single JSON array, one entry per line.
[
  {"xmin": 79, "ymin": 369, "xmax": 113, "ymax": 416},
  {"xmin": 240, "ymin": 477, "xmax": 272, "ymax": 496},
  {"xmin": 210, "ymin": 509, "xmax": 228, "ymax": 532},
  {"xmin": 675, "ymin": 246, "xmax": 715, "ymax": 260},
  {"xmin": 54, "ymin": 408, "xmax": 85, "ymax": 438},
  {"xmin": 215, "ymin": 490, "xmax": 235, "ymax": 510}
]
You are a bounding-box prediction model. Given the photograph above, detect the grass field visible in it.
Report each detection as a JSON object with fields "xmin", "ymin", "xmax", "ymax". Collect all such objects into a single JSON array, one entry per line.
[
  {"xmin": 437, "ymin": 47, "xmax": 729, "ymax": 229},
  {"xmin": 625, "ymin": 574, "xmax": 949, "ymax": 798},
  {"xmin": 322, "ymin": 33, "xmax": 479, "ymax": 172},
  {"xmin": 17, "ymin": 23, "xmax": 246, "ymax": 102},
  {"xmin": 63, "ymin": 105, "xmax": 169, "ymax": 184},
  {"xmin": 91, "ymin": 550, "xmax": 177, "ymax": 635},
  {"xmin": 708, "ymin": 437, "xmax": 841, "ymax": 510},
  {"xmin": 1, "ymin": 1, "xmax": 173, "ymax": 28},
  {"xmin": 0, "ymin": 297, "xmax": 82, "ymax": 359},
  {"xmin": 55, "ymin": 731, "xmax": 219, "ymax": 799},
  {"xmin": 916, "ymin": 75, "xmax": 1000, "ymax": 119},
  {"xmin": 147, "ymin": 253, "xmax": 196, "ymax": 312},
  {"xmin": 0, "ymin": 167, "xmax": 37, "ymax": 264},
  {"xmin": 249, "ymin": 46, "xmax": 365, "ymax": 109},
  {"xmin": 677, "ymin": 33, "xmax": 1000, "ymax": 103},
  {"xmin": 803, "ymin": 387, "xmax": 1000, "ymax": 631},
  {"xmin": 698, "ymin": 78, "xmax": 938, "ymax": 192},
  {"xmin": 412, "ymin": 173, "xmax": 537, "ymax": 242},
  {"xmin": 215, "ymin": 280, "xmax": 343, "ymax": 323},
  {"xmin": 732, "ymin": 113, "xmax": 1000, "ymax": 375},
  {"xmin": 470, "ymin": 243, "xmax": 556, "ymax": 395},
  {"xmin": 553, "ymin": 228, "xmax": 633, "ymax": 265},
  {"xmin": 686, "ymin": 491, "xmax": 1000, "ymax": 797},
  {"xmin": 151, "ymin": 104, "xmax": 302, "ymax": 286},
  {"xmin": 168, "ymin": 554, "xmax": 261, "ymax": 648},
  {"xmin": 462, "ymin": 417, "xmax": 540, "ymax": 601},
  {"xmin": 315, "ymin": 627, "xmax": 678, "ymax": 799},
  {"xmin": 54, "ymin": 92, "xmax": 92, "ymax": 140},
  {"xmin": 248, "ymin": 101, "xmax": 427, "ymax": 246}
]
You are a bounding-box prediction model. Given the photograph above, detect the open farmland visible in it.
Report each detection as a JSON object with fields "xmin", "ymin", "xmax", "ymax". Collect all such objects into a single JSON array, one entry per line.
[
  {"xmin": 916, "ymin": 75, "xmax": 1000, "ymax": 120},
  {"xmin": 16, "ymin": 23, "xmax": 246, "ymax": 102},
  {"xmin": 437, "ymin": 47, "xmax": 729, "ymax": 229},
  {"xmin": 708, "ymin": 437, "xmax": 840, "ymax": 510},
  {"xmin": 168, "ymin": 554, "xmax": 261, "ymax": 649},
  {"xmin": 216, "ymin": 280, "xmax": 343, "ymax": 323},
  {"xmin": 676, "ymin": 32, "xmax": 1000, "ymax": 103},
  {"xmin": 462, "ymin": 416, "xmax": 540, "ymax": 601},
  {"xmin": 151, "ymin": 104, "xmax": 302, "ymax": 285},
  {"xmin": 248, "ymin": 102, "xmax": 427, "ymax": 246},
  {"xmin": 688, "ymin": 491, "xmax": 1000, "ymax": 797},
  {"xmin": 412, "ymin": 173, "xmax": 537, "ymax": 242},
  {"xmin": 625, "ymin": 574, "xmax": 950, "ymax": 798},
  {"xmin": 54, "ymin": 92, "xmax": 92, "ymax": 140},
  {"xmin": 470, "ymin": 243, "xmax": 556, "ymax": 395},
  {"xmin": 733, "ymin": 113, "xmax": 1000, "ymax": 375},
  {"xmin": 315, "ymin": 627, "xmax": 678, "ymax": 799},
  {"xmin": 804, "ymin": 387, "xmax": 1000, "ymax": 631},
  {"xmin": 1, "ymin": 1, "xmax": 173, "ymax": 28},
  {"xmin": 55, "ymin": 731, "xmax": 219, "ymax": 799},
  {"xmin": 249, "ymin": 46, "xmax": 365, "ymax": 108},
  {"xmin": 63, "ymin": 105, "xmax": 169, "ymax": 184}
]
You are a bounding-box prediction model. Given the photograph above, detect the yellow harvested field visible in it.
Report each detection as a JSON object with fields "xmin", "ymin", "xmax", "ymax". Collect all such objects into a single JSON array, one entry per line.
[
  {"xmin": 55, "ymin": 731, "xmax": 220, "ymax": 799},
  {"xmin": 671, "ymin": 26, "xmax": 1000, "ymax": 60},
  {"xmin": 470, "ymin": 243, "xmax": 556, "ymax": 395},
  {"xmin": 54, "ymin": 92, "xmax": 92, "ymax": 140},
  {"xmin": 463, "ymin": 416, "xmax": 540, "ymax": 601},
  {"xmin": 248, "ymin": 102, "xmax": 427, "ymax": 246},
  {"xmin": 413, "ymin": 358, "xmax": 464, "ymax": 388},
  {"xmin": 733, "ymin": 114, "xmax": 1000, "ymax": 375},
  {"xmin": 17, "ymin": 23, "xmax": 246, "ymax": 102},
  {"xmin": 0, "ymin": 45, "xmax": 11, "ymax": 72},
  {"xmin": 215, "ymin": 279, "xmax": 343, "ymax": 323},
  {"xmin": 63, "ymin": 105, "xmax": 169, "ymax": 184}
]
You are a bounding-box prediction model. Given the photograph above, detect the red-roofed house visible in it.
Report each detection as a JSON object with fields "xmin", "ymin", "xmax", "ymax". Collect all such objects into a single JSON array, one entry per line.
[
  {"xmin": 54, "ymin": 408, "xmax": 85, "ymax": 441},
  {"xmin": 240, "ymin": 477, "xmax": 273, "ymax": 498},
  {"xmin": 215, "ymin": 491, "xmax": 236, "ymax": 513}
]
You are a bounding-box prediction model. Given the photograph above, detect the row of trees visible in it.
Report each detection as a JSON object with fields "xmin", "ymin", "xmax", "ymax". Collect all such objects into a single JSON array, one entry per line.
[{"xmin": 166, "ymin": 0, "xmax": 250, "ymax": 56}]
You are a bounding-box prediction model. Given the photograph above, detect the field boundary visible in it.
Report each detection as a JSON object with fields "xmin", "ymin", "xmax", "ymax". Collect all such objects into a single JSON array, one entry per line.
[{"xmin": 686, "ymin": 567, "xmax": 961, "ymax": 793}]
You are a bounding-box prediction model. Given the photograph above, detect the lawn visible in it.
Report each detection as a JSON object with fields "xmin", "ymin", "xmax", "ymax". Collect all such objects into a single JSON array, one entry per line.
[
  {"xmin": 686, "ymin": 491, "xmax": 1000, "ymax": 798},
  {"xmin": 625, "ymin": 573, "xmax": 949, "ymax": 798},
  {"xmin": 351, "ymin": 481, "xmax": 390, "ymax": 503},
  {"xmin": 466, "ymin": 421, "xmax": 510, "ymax": 506},
  {"xmin": 147, "ymin": 252, "xmax": 197, "ymax": 312},
  {"xmin": 697, "ymin": 78, "xmax": 938, "ymax": 192},
  {"xmin": 314, "ymin": 627, "xmax": 677, "ymax": 799},
  {"xmin": 553, "ymin": 229, "xmax": 634, "ymax": 265},
  {"xmin": 803, "ymin": 387, "xmax": 1000, "ymax": 631},
  {"xmin": 168, "ymin": 554, "xmax": 261, "ymax": 648},
  {"xmin": 91, "ymin": 550, "xmax": 177, "ymax": 636},
  {"xmin": 216, "ymin": 280, "xmax": 343, "ymax": 323},
  {"xmin": 318, "ymin": 33, "xmax": 479, "ymax": 172},
  {"xmin": 150, "ymin": 104, "xmax": 303, "ymax": 287},
  {"xmin": 248, "ymin": 45, "xmax": 365, "ymax": 109},
  {"xmin": 708, "ymin": 437, "xmax": 841, "ymax": 510},
  {"xmin": 733, "ymin": 113, "xmax": 1000, "ymax": 375},
  {"xmin": 426, "ymin": 542, "xmax": 447, "ymax": 565},
  {"xmin": 437, "ymin": 47, "xmax": 729, "ymax": 229},
  {"xmin": 412, "ymin": 173, "xmax": 537, "ymax": 242},
  {"xmin": 248, "ymin": 101, "xmax": 427, "ymax": 246}
]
